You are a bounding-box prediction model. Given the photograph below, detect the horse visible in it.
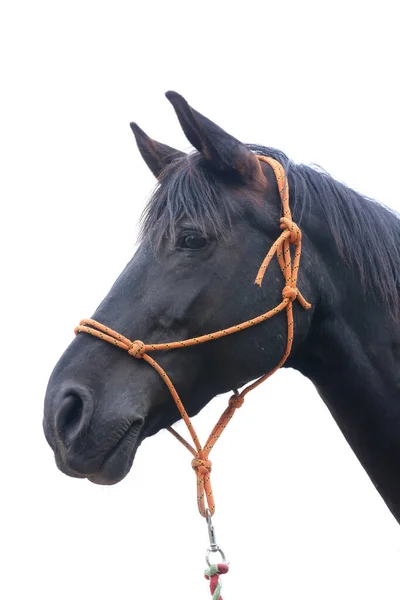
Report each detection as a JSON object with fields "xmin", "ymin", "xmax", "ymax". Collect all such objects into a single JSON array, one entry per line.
[{"xmin": 43, "ymin": 91, "xmax": 400, "ymax": 525}]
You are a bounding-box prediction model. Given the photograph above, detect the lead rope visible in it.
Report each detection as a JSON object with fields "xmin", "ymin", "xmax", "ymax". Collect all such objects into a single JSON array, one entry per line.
[
  {"xmin": 204, "ymin": 564, "xmax": 229, "ymax": 600},
  {"xmin": 74, "ymin": 156, "xmax": 311, "ymax": 596}
]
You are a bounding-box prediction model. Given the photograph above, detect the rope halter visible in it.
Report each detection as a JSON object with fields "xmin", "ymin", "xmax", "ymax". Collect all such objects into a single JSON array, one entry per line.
[{"xmin": 75, "ymin": 156, "xmax": 311, "ymax": 518}]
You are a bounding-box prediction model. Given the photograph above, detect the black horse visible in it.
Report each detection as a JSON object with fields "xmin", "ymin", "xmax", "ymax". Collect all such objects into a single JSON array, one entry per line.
[{"xmin": 43, "ymin": 92, "xmax": 400, "ymax": 525}]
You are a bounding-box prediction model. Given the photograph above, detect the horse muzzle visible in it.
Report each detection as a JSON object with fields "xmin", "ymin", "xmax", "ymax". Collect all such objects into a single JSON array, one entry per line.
[{"xmin": 43, "ymin": 383, "xmax": 146, "ymax": 485}]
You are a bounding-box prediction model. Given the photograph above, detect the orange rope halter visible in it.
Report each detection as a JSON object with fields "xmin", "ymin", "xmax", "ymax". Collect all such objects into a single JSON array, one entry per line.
[{"xmin": 75, "ymin": 156, "xmax": 311, "ymax": 518}]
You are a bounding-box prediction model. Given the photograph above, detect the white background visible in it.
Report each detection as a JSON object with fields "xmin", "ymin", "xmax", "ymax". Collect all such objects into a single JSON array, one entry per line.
[{"xmin": 1, "ymin": 1, "xmax": 399, "ymax": 598}]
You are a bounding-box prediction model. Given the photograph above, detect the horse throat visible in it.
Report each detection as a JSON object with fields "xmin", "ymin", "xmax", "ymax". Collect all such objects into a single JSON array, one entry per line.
[{"xmin": 292, "ymin": 298, "xmax": 400, "ymax": 525}]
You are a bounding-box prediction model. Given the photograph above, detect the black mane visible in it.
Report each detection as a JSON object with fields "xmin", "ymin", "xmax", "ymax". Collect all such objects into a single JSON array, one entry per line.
[{"xmin": 141, "ymin": 145, "xmax": 400, "ymax": 316}]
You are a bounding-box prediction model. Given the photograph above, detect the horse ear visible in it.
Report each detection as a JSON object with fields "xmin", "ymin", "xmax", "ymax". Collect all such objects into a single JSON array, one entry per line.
[
  {"xmin": 165, "ymin": 91, "xmax": 266, "ymax": 187},
  {"xmin": 130, "ymin": 122, "xmax": 185, "ymax": 179}
]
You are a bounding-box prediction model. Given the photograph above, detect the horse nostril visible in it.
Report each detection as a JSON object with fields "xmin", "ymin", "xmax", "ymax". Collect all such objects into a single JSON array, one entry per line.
[
  {"xmin": 64, "ymin": 394, "xmax": 83, "ymax": 431},
  {"xmin": 55, "ymin": 391, "xmax": 92, "ymax": 449}
]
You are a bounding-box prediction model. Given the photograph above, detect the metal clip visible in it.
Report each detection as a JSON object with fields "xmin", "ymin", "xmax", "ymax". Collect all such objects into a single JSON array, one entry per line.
[{"xmin": 205, "ymin": 509, "xmax": 227, "ymax": 566}]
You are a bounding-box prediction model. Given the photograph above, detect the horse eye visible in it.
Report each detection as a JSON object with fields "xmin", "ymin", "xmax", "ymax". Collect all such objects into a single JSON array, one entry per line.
[{"xmin": 179, "ymin": 232, "xmax": 207, "ymax": 250}]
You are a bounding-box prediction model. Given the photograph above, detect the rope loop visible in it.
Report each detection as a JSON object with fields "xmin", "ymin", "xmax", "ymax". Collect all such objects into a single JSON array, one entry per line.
[
  {"xmin": 280, "ymin": 216, "xmax": 301, "ymax": 244},
  {"xmin": 205, "ymin": 563, "xmax": 229, "ymax": 578},
  {"xmin": 128, "ymin": 340, "xmax": 145, "ymax": 358}
]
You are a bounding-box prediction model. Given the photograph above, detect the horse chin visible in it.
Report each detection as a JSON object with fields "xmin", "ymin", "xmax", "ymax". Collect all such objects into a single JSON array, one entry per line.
[
  {"xmin": 55, "ymin": 454, "xmax": 87, "ymax": 480},
  {"xmin": 89, "ymin": 415, "xmax": 178, "ymax": 485},
  {"xmin": 88, "ymin": 420, "xmax": 147, "ymax": 485},
  {"xmin": 51, "ymin": 417, "xmax": 146, "ymax": 486}
]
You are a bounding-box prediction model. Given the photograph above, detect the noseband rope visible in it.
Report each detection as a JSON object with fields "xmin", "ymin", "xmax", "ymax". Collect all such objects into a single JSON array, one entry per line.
[{"xmin": 75, "ymin": 156, "xmax": 311, "ymax": 520}]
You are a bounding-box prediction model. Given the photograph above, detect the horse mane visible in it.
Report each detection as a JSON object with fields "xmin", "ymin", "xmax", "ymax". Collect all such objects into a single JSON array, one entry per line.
[{"xmin": 140, "ymin": 145, "xmax": 400, "ymax": 317}]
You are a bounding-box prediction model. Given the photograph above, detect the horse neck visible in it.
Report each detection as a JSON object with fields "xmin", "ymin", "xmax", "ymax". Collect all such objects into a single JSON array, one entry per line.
[{"xmin": 292, "ymin": 264, "xmax": 400, "ymax": 524}]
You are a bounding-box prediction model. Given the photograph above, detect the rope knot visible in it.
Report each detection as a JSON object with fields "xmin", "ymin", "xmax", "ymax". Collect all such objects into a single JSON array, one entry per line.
[
  {"xmin": 192, "ymin": 456, "xmax": 212, "ymax": 477},
  {"xmin": 282, "ymin": 286, "xmax": 298, "ymax": 301},
  {"xmin": 229, "ymin": 394, "xmax": 244, "ymax": 409},
  {"xmin": 128, "ymin": 340, "xmax": 145, "ymax": 359},
  {"xmin": 204, "ymin": 563, "xmax": 229, "ymax": 579},
  {"xmin": 280, "ymin": 217, "xmax": 301, "ymax": 244}
]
